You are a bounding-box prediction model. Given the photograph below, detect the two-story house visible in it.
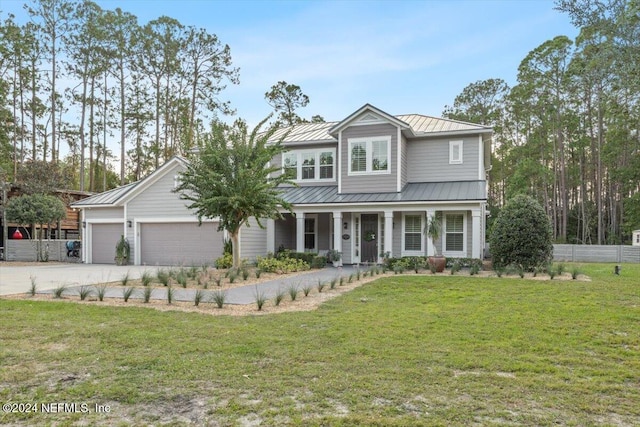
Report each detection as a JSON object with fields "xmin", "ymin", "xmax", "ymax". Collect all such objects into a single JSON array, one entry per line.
[{"xmin": 71, "ymin": 104, "xmax": 492, "ymax": 265}]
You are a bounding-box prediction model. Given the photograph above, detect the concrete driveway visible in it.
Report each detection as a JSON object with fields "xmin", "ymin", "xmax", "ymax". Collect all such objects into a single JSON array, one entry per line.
[{"xmin": 0, "ymin": 263, "xmax": 165, "ymax": 296}]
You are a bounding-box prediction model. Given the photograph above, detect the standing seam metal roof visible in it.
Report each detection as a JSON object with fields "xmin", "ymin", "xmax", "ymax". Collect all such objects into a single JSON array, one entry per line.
[{"xmin": 279, "ymin": 181, "xmax": 486, "ymax": 205}]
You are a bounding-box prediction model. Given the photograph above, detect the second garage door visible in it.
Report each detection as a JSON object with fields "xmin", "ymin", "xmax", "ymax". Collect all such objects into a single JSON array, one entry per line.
[
  {"xmin": 92, "ymin": 223, "xmax": 125, "ymax": 264},
  {"xmin": 140, "ymin": 222, "xmax": 224, "ymax": 266}
]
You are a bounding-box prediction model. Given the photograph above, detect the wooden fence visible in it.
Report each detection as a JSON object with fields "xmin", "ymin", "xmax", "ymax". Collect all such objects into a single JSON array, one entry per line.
[
  {"xmin": 5, "ymin": 239, "xmax": 81, "ymax": 262},
  {"xmin": 553, "ymin": 244, "xmax": 640, "ymax": 263}
]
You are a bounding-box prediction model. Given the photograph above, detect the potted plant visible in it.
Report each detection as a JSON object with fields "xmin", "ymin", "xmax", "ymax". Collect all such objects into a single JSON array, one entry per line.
[
  {"xmin": 115, "ymin": 235, "xmax": 130, "ymax": 266},
  {"xmin": 425, "ymin": 214, "xmax": 446, "ymax": 272},
  {"xmin": 327, "ymin": 249, "xmax": 342, "ymax": 267}
]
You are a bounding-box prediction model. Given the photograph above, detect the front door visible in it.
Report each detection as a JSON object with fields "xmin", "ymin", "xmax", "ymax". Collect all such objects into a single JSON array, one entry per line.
[{"xmin": 361, "ymin": 214, "xmax": 378, "ymax": 263}]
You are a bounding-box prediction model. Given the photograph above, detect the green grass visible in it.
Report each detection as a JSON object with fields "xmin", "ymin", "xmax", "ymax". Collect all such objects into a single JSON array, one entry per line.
[{"xmin": 1, "ymin": 263, "xmax": 639, "ymax": 426}]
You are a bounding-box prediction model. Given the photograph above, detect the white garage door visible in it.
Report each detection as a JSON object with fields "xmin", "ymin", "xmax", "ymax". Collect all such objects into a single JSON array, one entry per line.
[
  {"xmin": 91, "ymin": 223, "xmax": 125, "ymax": 264},
  {"xmin": 140, "ymin": 222, "xmax": 224, "ymax": 266}
]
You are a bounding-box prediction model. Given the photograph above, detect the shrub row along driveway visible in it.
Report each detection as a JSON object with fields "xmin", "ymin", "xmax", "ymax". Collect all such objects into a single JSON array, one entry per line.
[{"xmin": 0, "ymin": 263, "xmax": 358, "ymax": 303}]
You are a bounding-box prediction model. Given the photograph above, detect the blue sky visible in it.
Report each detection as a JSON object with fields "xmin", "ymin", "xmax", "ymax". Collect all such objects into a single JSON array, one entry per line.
[{"xmin": 1, "ymin": 0, "xmax": 579, "ymax": 127}]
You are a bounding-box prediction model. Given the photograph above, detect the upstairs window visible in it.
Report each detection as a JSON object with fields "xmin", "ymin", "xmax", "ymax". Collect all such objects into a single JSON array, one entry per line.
[
  {"xmin": 282, "ymin": 149, "xmax": 335, "ymax": 181},
  {"xmin": 449, "ymin": 140, "xmax": 463, "ymax": 164},
  {"xmin": 348, "ymin": 136, "xmax": 391, "ymax": 175}
]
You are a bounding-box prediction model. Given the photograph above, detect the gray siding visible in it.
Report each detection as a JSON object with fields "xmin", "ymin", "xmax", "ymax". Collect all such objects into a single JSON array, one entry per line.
[
  {"xmin": 392, "ymin": 212, "xmax": 402, "ymax": 257},
  {"xmin": 407, "ymin": 136, "xmax": 480, "ymax": 182},
  {"xmin": 240, "ymin": 217, "xmax": 267, "ymax": 261},
  {"xmin": 126, "ymin": 162, "xmax": 195, "ymax": 256},
  {"xmin": 341, "ymin": 212, "xmax": 352, "ymax": 264},
  {"xmin": 275, "ymin": 214, "xmax": 295, "ymax": 251},
  {"xmin": 401, "ymin": 134, "xmax": 408, "ymax": 189},
  {"xmin": 318, "ymin": 213, "xmax": 331, "ymax": 251},
  {"xmin": 341, "ymin": 123, "xmax": 398, "ymax": 193},
  {"xmin": 84, "ymin": 207, "xmax": 123, "ymax": 220}
]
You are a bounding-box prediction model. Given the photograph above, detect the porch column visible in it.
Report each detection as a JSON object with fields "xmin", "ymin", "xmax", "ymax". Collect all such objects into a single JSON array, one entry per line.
[
  {"xmin": 332, "ymin": 212, "xmax": 342, "ymax": 255},
  {"xmin": 384, "ymin": 210, "xmax": 393, "ymax": 258},
  {"xmin": 295, "ymin": 211, "xmax": 305, "ymax": 253},
  {"xmin": 472, "ymin": 209, "xmax": 481, "ymax": 259},
  {"xmin": 425, "ymin": 208, "xmax": 435, "ymax": 256},
  {"xmin": 266, "ymin": 218, "xmax": 275, "ymax": 254}
]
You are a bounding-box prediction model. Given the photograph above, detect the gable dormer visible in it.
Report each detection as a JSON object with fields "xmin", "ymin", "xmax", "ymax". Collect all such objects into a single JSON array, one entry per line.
[{"xmin": 330, "ymin": 104, "xmax": 411, "ymax": 195}]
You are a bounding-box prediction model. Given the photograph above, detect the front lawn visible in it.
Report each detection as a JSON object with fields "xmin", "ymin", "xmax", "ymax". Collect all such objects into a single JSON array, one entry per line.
[{"xmin": 1, "ymin": 263, "xmax": 638, "ymax": 426}]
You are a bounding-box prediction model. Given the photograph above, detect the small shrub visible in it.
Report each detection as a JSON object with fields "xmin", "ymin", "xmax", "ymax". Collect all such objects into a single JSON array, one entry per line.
[
  {"xmin": 28, "ymin": 276, "xmax": 37, "ymax": 296},
  {"xmin": 141, "ymin": 271, "xmax": 153, "ymax": 286},
  {"xmin": 274, "ymin": 288, "xmax": 286, "ymax": 306},
  {"xmin": 122, "ymin": 286, "xmax": 135, "ymax": 302},
  {"xmin": 517, "ymin": 264, "xmax": 525, "ymax": 278},
  {"xmin": 188, "ymin": 265, "xmax": 199, "ymax": 279},
  {"xmin": 194, "ymin": 289, "xmax": 205, "ymax": 306},
  {"xmin": 339, "ymin": 276, "xmax": 344, "ymax": 286},
  {"xmin": 257, "ymin": 256, "xmax": 310, "ymax": 274},
  {"xmin": 229, "ymin": 271, "xmax": 237, "ymax": 284},
  {"xmin": 143, "ymin": 286, "xmax": 152, "ymax": 303},
  {"xmin": 157, "ymin": 269, "xmax": 170, "ymax": 286},
  {"xmin": 53, "ymin": 285, "xmax": 66, "ymax": 299},
  {"xmin": 120, "ymin": 272, "xmax": 130, "ymax": 287},
  {"xmin": 302, "ymin": 284, "xmax": 312, "ymax": 296},
  {"xmin": 450, "ymin": 261, "xmax": 461, "ymax": 275},
  {"xmin": 78, "ymin": 285, "xmax": 92, "ymax": 301},
  {"xmin": 556, "ymin": 263, "xmax": 566, "ymax": 276},
  {"xmin": 96, "ymin": 284, "xmax": 107, "ymax": 301},
  {"xmin": 177, "ymin": 273, "xmax": 188, "ymax": 288},
  {"xmin": 470, "ymin": 264, "xmax": 480, "ymax": 276},
  {"xmin": 215, "ymin": 253, "xmax": 233, "ymax": 269},
  {"xmin": 348, "ymin": 274, "xmax": 354, "ymax": 283},
  {"xmin": 242, "ymin": 268, "xmax": 250, "ymax": 281},
  {"xmin": 254, "ymin": 286, "xmax": 267, "ymax": 311},
  {"xmin": 166, "ymin": 286, "xmax": 175, "ymax": 304},
  {"xmin": 571, "ymin": 266, "xmax": 581, "ymax": 280},
  {"xmin": 393, "ymin": 265, "xmax": 405, "ymax": 275},
  {"xmin": 547, "ymin": 264, "xmax": 556, "ymax": 279},
  {"xmin": 317, "ymin": 280, "xmax": 326, "ymax": 293},
  {"xmin": 356, "ymin": 268, "xmax": 361, "ymax": 280},
  {"xmin": 214, "ymin": 275, "xmax": 222, "ymax": 287},
  {"xmin": 288, "ymin": 284, "xmax": 298, "ymax": 301},
  {"xmin": 255, "ymin": 268, "xmax": 262, "ymax": 279},
  {"xmin": 211, "ymin": 290, "xmax": 226, "ymax": 308},
  {"xmin": 495, "ymin": 265, "xmax": 505, "ymax": 278},
  {"xmin": 311, "ymin": 255, "xmax": 327, "ymax": 269},
  {"xmin": 330, "ymin": 278, "xmax": 337, "ymax": 289},
  {"xmin": 429, "ymin": 262, "xmax": 437, "ymax": 274}
]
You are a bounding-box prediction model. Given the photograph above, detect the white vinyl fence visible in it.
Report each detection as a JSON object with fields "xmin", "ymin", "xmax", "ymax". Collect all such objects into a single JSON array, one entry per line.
[
  {"xmin": 553, "ymin": 244, "xmax": 640, "ymax": 263},
  {"xmin": 5, "ymin": 239, "xmax": 81, "ymax": 262}
]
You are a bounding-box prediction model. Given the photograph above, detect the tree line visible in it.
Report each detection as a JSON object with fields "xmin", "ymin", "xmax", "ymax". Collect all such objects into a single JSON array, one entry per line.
[
  {"xmin": 1, "ymin": 0, "xmax": 637, "ymax": 245},
  {"xmin": 0, "ymin": 0, "xmax": 239, "ymax": 192},
  {"xmin": 444, "ymin": 0, "xmax": 639, "ymax": 244}
]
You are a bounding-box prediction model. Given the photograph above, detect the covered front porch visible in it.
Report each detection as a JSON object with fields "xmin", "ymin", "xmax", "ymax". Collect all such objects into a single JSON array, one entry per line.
[{"xmin": 266, "ymin": 206, "xmax": 485, "ymax": 264}]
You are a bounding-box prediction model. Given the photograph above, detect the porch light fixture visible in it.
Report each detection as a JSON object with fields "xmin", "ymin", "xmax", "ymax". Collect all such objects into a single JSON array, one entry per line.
[
  {"xmin": 343, "ymin": 222, "xmax": 348, "ymax": 230},
  {"xmin": 82, "ymin": 221, "xmax": 86, "ymax": 228},
  {"xmin": 127, "ymin": 220, "xmax": 132, "ymax": 228}
]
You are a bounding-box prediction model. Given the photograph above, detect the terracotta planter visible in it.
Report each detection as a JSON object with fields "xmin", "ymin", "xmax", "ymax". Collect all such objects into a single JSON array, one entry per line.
[{"xmin": 428, "ymin": 256, "xmax": 446, "ymax": 273}]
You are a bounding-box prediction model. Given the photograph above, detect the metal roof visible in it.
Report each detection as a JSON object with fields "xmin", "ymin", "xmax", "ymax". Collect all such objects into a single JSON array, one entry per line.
[
  {"xmin": 71, "ymin": 181, "xmax": 138, "ymax": 207},
  {"xmin": 396, "ymin": 114, "xmax": 491, "ymax": 135},
  {"xmin": 280, "ymin": 181, "xmax": 486, "ymax": 205},
  {"xmin": 268, "ymin": 114, "xmax": 490, "ymax": 144}
]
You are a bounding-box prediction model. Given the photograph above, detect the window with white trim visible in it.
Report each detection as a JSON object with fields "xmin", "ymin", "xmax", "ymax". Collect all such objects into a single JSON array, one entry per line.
[
  {"xmin": 449, "ymin": 140, "xmax": 463, "ymax": 164},
  {"xmin": 348, "ymin": 136, "xmax": 391, "ymax": 175},
  {"xmin": 403, "ymin": 214, "xmax": 423, "ymax": 253},
  {"xmin": 304, "ymin": 217, "xmax": 316, "ymax": 251},
  {"xmin": 282, "ymin": 149, "xmax": 336, "ymax": 181},
  {"xmin": 445, "ymin": 213, "xmax": 465, "ymax": 254}
]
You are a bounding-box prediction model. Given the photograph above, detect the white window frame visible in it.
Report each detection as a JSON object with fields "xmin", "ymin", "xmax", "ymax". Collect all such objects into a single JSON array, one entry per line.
[
  {"xmin": 304, "ymin": 214, "xmax": 318, "ymax": 252},
  {"xmin": 281, "ymin": 149, "xmax": 336, "ymax": 182},
  {"xmin": 443, "ymin": 212, "xmax": 467, "ymax": 257},
  {"xmin": 401, "ymin": 213, "xmax": 424, "ymax": 257},
  {"xmin": 449, "ymin": 140, "xmax": 463, "ymax": 164},
  {"xmin": 348, "ymin": 136, "xmax": 391, "ymax": 175}
]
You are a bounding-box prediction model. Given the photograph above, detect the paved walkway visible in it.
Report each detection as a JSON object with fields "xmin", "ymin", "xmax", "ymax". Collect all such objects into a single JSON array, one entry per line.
[{"xmin": 36, "ymin": 266, "xmax": 364, "ymax": 304}]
